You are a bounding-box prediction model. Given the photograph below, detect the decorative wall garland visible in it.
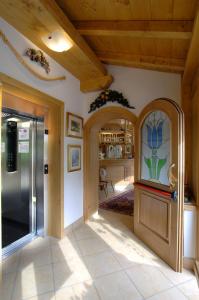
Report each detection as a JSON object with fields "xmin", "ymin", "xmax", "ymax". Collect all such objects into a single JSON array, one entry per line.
[
  {"xmin": 0, "ymin": 30, "xmax": 66, "ymax": 81},
  {"xmin": 88, "ymin": 89, "xmax": 135, "ymax": 113},
  {"xmin": 25, "ymin": 48, "xmax": 50, "ymax": 74}
]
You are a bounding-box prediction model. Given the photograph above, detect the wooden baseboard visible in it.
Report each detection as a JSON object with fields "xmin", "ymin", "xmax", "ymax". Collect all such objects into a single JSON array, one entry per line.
[
  {"xmin": 194, "ymin": 260, "xmax": 199, "ymax": 286},
  {"xmin": 183, "ymin": 257, "xmax": 195, "ymax": 270}
]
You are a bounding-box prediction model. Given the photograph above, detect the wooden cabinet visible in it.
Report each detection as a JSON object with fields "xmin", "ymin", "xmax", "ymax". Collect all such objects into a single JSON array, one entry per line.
[
  {"xmin": 184, "ymin": 203, "xmax": 197, "ymax": 259},
  {"xmin": 99, "ymin": 159, "xmax": 134, "ymax": 184}
]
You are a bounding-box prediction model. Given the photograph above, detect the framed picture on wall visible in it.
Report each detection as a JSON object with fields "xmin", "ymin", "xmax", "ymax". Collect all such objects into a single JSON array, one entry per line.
[
  {"xmin": 66, "ymin": 112, "xmax": 83, "ymax": 138},
  {"xmin": 125, "ymin": 144, "xmax": 132, "ymax": 154},
  {"xmin": 68, "ymin": 144, "xmax": 81, "ymax": 172}
]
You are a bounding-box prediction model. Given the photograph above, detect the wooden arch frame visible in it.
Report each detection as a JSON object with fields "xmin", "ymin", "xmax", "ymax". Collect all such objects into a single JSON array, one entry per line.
[
  {"xmin": 83, "ymin": 106, "xmax": 137, "ymax": 220},
  {"xmin": 0, "ymin": 73, "xmax": 65, "ymax": 255}
]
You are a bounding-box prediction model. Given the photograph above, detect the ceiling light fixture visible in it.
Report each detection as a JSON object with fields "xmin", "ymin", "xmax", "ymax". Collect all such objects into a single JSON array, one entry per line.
[
  {"xmin": 42, "ymin": 30, "xmax": 73, "ymax": 53},
  {"xmin": 7, "ymin": 117, "xmax": 20, "ymax": 122}
]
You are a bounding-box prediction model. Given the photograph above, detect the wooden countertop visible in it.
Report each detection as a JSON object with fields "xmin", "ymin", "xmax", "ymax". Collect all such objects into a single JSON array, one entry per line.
[
  {"xmin": 184, "ymin": 202, "xmax": 197, "ymax": 211},
  {"xmin": 99, "ymin": 158, "xmax": 134, "ymax": 161}
]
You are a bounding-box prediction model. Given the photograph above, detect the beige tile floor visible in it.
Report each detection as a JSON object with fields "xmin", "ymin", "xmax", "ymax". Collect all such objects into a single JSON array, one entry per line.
[{"xmin": 1, "ymin": 210, "xmax": 198, "ymax": 300}]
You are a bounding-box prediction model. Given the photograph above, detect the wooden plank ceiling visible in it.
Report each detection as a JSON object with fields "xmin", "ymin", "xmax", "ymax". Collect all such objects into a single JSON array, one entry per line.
[
  {"xmin": 0, "ymin": 0, "xmax": 198, "ymax": 91},
  {"xmin": 56, "ymin": 0, "xmax": 198, "ymax": 75}
]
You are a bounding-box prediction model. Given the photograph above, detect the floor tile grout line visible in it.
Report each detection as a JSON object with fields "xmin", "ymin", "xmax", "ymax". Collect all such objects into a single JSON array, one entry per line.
[
  {"xmin": 23, "ymin": 290, "xmax": 55, "ymax": 300},
  {"xmin": 154, "ymin": 264, "xmax": 195, "ymax": 287},
  {"xmin": 52, "ymin": 269, "xmax": 142, "ymax": 299},
  {"xmin": 83, "ymin": 265, "xmax": 123, "ymax": 281},
  {"xmin": 2, "ymin": 250, "xmax": 21, "ymax": 276},
  {"xmin": 108, "ymin": 247, "xmax": 138, "ymax": 271},
  {"xmin": 143, "ymin": 286, "xmax": 189, "ymax": 300},
  {"xmin": 92, "ymin": 269, "xmax": 143, "ymax": 300},
  {"xmin": 8, "ymin": 251, "xmax": 22, "ymax": 300},
  {"xmin": 10, "ymin": 263, "xmax": 55, "ymax": 300},
  {"xmin": 175, "ymin": 277, "xmax": 199, "ymax": 298},
  {"xmin": 49, "ymin": 245, "xmax": 56, "ymax": 296},
  {"xmin": 174, "ymin": 285, "xmax": 190, "ymax": 300},
  {"xmin": 16, "ymin": 251, "xmax": 53, "ymax": 271},
  {"xmin": 87, "ymin": 280, "xmax": 102, "ymax": 300},
  {"xmin": 111, "ymin": 267, "xmax": 145, "ymax": 300},
  {"xmin": 122, "ymin": 261, "xmax": 193, "ymax": 299},
  {"xmin": 78, "ymin": 248, "xmax": 114, "ymax": 259},
  {"xmin": 9, "ymin": 271, "xmax": 18, "ymax": 300},
  {"xmin": 92, "ymin": 280, "xmax": 107, "ymax": 300},
  {"xmin": 50, "ymin": 249, "xmax": 111, "ymax": 264},
  {"xmin": 176, "ymin": 277, "xmax": 198, "ymax": 286},
  {"xmin": 123, "ymin": 268, "xmax": 146, "ymax": 299},
  {"xmin": 54, "ymin": 269, "xmax": 125, "ymax": 291},
  {"xmin": 52, "ymin": 278, "xmax": 101, "ymax": 300}
]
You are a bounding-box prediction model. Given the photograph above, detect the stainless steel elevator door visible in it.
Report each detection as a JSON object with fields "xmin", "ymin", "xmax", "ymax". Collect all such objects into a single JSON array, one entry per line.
[{"xmin": 1, "ymin": 109, "xmax": 44, "ymax": 251}]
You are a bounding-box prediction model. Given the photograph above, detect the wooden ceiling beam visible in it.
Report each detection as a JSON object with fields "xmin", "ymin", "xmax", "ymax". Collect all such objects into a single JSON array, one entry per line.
[
  {"xmin": 80, "ymin": 75, "xmax": 113, "ymax": 93},
  {"xmin": 183, "ymin": 7, "xmax": 199, "ymax": 85},
  {"xmin": 97, "ymin": 51, "xmax": 184, "ymax": 74},
  {"xmin": 74, "ymin": 20, "xmax": 193, "ymax": 40},
  {"xmin": 41, "ymin": 0, "xmax": 106, "ymax": 75},
  {"xmin": 0, "ymin": 0, "xmax": 113, "ymax": 92}
]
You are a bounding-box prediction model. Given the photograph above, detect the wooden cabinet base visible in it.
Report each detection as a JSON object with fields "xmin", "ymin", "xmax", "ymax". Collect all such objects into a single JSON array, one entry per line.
[{"xmin": 99, "ymin": 159, "xmax": 134, "ymax": 185}]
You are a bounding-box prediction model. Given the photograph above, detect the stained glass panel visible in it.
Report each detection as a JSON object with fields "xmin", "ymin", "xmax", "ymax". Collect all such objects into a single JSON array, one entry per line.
[{"xmin": 141, "ymin": 110, "xmax": 171, "ymax": 186}]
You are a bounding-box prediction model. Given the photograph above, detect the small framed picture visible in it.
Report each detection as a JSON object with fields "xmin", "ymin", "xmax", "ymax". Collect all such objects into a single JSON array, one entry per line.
[
  {"xmin": 68, "ymin": 145, "xmax": 81, "ymax": 172},
  {"xmin": 66, "ymin": 112, "xmax": 83, "ymax": 138},
  {"xmin": 125, "ymin": 144, "xmax": 132, "ymax": 154}
]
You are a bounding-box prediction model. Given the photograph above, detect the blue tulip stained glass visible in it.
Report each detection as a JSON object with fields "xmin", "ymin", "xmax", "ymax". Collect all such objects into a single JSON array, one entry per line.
[{"xmin": 141, "ymin": 111, "xmax": 170, "ymax": 186}]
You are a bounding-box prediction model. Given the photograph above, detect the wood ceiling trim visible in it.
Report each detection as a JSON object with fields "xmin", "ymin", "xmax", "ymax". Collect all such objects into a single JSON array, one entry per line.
[
  {"xmin": 0, "ymin": 0, "xmax": 113, "ymax": 92},
  {"xmin": 80, "ymin": 75, "xmax": 113, "ymax": 93},
  {"xmin": 98, "ymin": 51, "xmax": 184, "ymax": 73},
  {"xmin": 183, "ymin": 7, "xmax": 199, "ymax": 86},
  {"xmin": 74, "ymin": 20, "xmax": 193, "ymax": 40}
]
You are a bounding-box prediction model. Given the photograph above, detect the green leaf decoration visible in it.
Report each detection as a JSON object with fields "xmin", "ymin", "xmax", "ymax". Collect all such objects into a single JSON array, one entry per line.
[
  {"xmin": 157, "ymin": 158, "xmax": 167, "ymax": 179},
  {"xmin": 144, "ymin": 157, "xmax": 152, "ymax": 178},
  {"xmin": 88, "ymin": 89, "xmax": 135, "ymax": 113}
]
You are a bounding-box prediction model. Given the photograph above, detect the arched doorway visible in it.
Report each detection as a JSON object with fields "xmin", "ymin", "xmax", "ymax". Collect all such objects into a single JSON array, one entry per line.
[{"xmin": 84, "ymin": 106, "xmax": 137, "ymax": 220}]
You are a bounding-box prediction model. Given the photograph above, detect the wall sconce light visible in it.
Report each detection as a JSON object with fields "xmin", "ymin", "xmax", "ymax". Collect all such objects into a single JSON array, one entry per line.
[{"xmin": 42, "ymin": 30, "xmax": 73, "ymax": 52}]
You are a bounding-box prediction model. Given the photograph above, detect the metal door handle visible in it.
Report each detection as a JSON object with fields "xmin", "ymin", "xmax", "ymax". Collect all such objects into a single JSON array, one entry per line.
[{"xmin": 167, "ymin": 163, "xmax": 177, "ymax": 191}]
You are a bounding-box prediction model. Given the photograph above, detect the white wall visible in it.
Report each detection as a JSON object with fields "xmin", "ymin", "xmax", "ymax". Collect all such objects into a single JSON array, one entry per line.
[
  {"xmin": 83, "ymin": 65, "xmax": 181, "ymax": 120},
  {"xmin": 0, "ymin": 18, "xmax": 84, "ymax": 228},
  {"xmin": 184, "ymin": 209, "xmax": 197, "ymax": 258}
]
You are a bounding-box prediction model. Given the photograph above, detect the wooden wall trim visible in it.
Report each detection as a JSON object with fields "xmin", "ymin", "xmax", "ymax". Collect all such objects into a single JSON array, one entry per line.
[
  {"xmin": 83, "ymin": 106, "xmax": 137, "ymax": 220},
  {"xmin": 183, "ymin": 6, "xmax": 199, "ymax": 86},
  {"xmin": 181, "ymin": 84, "xmax": 192, "ymax": 188},
  {"xmin": 0, "ymin": 73, "xmax": 64, "ymax": 239},
  {"xmin": 183, "ymin": 257, "xmax": 195, "ymax": 271},
  {"xmin": 186, "ymin": 69, "xmax": 199, "ymax": 262}
]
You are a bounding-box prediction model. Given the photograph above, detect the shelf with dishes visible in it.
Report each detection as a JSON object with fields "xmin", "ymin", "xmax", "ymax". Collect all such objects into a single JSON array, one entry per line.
[{"xmin": 99, "ymin": 121, "xmax": 134, "ymax": 160}]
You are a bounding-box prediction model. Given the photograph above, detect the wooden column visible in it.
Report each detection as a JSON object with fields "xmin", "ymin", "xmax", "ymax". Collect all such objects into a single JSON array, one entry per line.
[{"xmin": 181, "ymin": 84, "xmax": 192, "ymax": 188}]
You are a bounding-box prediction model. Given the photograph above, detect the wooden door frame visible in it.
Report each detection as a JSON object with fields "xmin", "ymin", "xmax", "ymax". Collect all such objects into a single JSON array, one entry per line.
[
  {"xmin": 0, "ymin": 73, "xmax": 65, "ymax": 251},
  {"xmin": 83, "ymin": 106, "xmax": 137, "ymax": 220}
]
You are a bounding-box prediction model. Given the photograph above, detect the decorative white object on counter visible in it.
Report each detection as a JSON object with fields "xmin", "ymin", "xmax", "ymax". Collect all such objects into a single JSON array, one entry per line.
[
  {"xmin": 115, "ymin": 145, "xmax": 123, "ymax": 158},
  {"xmin": 107, "ymin": 145, "xmax": 115, "ymax": 159}
]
